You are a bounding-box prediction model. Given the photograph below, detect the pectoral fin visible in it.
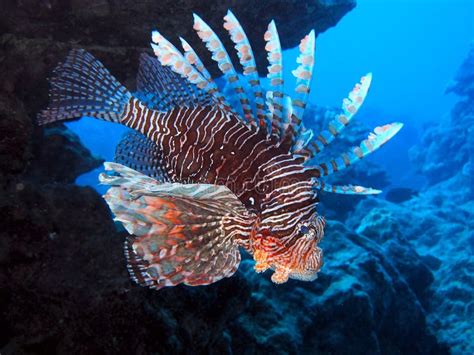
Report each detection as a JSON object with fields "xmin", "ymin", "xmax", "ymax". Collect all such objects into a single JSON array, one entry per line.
[{"xmin": 100, "ymin": 163, "xmax": 254, "ymax": 290}]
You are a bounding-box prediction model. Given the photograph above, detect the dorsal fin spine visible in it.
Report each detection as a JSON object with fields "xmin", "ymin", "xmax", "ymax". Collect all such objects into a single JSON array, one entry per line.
[
  {"xmin": 287, "ymin": 30, "xmax": 316, "ymax": 151},
  {"xmin": 179, "ymin": 37, "xmax": 212, "ymax": 80},
  {"xmin": 151, "ymin": 30, "xmax": 219, "ymax": 104},
  {"xmin": 179, "ymin": 36, "xmax": 228, "ymax": 106},
  {"xmin": 193, "ymin": 13, "xmax": 256, "ymax": 125},
  {"xmin": 264, "ymin": 20, "xmax": 285, "ymax": 137},
  {"xmin": 291, "ymin": 30, "xmax": 316, "ymax": 121},
  {"xmin": 303, "ymin": 73, "xmax": 373, "ymax": 159},
  {"xmin": 223, "ymin": 10, "xmax": 268, "ymax": 133}
]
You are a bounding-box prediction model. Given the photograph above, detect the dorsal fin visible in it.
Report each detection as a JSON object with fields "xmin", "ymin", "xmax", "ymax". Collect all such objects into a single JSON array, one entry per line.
[
  {"xmin": 313, "ymin": 122, "xmax": 403, "ymax": 177},
  {"xmin": 151, "ymin": 30, "xmax": 222, "ymax": 104},
  {"xmin": 179, "ymin": 36, "xmax": 229, "ymax": 108},
  {"xmin": 302, "ymin": 73, "xmax": 372, "ymax": 158},
  {"xmin": 291, "ymin": 31, "xmax": 316, "ymax": 124},
  {"xmin": 136, "ymin": 54, "xmax": 212, "ymax": 111},
  {"xmin": 136, "ymin": 54, "xmax": 172, "ymax": 110},
  {"xmin": 193, "ymin": 13, "xmax": 256, "ymax": 126},
  {"xmin": 284, "ymin": 30, "xmax": 316, "ymax": 151},
  {"xmin": 179, "ymin": 37, "xmax": 213, "ymax": 81},
  {"xmin": 223, "ymin": 10, "xmax": 268, "ymax": 132},
  {"xmin": 264, "ymin": 20, "xmax": 285, "ymax": 137}
]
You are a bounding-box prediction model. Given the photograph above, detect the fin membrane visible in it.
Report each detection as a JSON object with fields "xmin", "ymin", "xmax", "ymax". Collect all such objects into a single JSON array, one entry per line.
[
  {"xmin": 100, "ymin": 163, "xmax": 252, "ymax": 290},
  {"xmin": 136, "ymin": 53, "xmax": 213, "ymax": 111},
  {"xmin": 114, "ymin": 131, "xmax": 169, "ymax": 182}
]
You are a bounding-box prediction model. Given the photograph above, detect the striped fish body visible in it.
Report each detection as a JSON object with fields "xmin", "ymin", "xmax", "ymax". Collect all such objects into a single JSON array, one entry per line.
[
  {"xmin": 38, "ymin": 10, "xmax": 402, "ymax": 289},
  {"xmin": 121, "ymin": 99, "xmax": 318, "ymax": 214},
  {"xmin": 120, "ymin": 99, "xmax": 323, "ymax": 284}
]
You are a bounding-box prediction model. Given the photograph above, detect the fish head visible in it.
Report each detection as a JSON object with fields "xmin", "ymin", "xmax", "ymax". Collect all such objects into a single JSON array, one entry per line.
[
  {"xmin": 253, "ymin": 215, "xmax": 325, "ymax": 284},
  {"xmin": 286, "ymin": 215, "xmax": 325, "ymax": 281}
]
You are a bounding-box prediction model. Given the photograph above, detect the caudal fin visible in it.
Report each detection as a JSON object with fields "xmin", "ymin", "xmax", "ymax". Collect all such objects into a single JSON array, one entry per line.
[{"xmin": 38, "ymin": 49, "xmax": 132, "ymax": 125}]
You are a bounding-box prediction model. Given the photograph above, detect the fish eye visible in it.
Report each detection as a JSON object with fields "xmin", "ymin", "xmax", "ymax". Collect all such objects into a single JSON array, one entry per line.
[{"xmin": 299, "ymin": 224, "xmax": 310, "ymax": 235}]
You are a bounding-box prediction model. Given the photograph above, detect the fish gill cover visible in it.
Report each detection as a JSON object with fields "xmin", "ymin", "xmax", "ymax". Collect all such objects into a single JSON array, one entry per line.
[{"xmin": 0, "ymin": 0, "xmax": 472, "ymax": 354}]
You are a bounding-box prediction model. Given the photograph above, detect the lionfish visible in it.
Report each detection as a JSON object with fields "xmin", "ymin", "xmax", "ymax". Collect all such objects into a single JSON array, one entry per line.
[{"xmin": 38, "ymin": 11, "xmax": 402, "ymax": 289}]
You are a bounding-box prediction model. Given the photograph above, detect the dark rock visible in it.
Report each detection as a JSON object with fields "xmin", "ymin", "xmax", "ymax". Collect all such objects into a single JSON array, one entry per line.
[
  {"xmin": 26, "ymin": 125, "xmax": 103, "ymax": 184},
  {"xmin": 0, "ymin": 0, "xmax": 355, "ymax": 82},
  {"xmin": 0, "ymin": 180, "xmax": 251, "ymax": 354},
  {"xmin": 0, "ymin": 93, "xmax": 33, "ymax": 175},
  {"xmin": 384, "ymin": 240, "xmax": 434, "ymax": 307}
]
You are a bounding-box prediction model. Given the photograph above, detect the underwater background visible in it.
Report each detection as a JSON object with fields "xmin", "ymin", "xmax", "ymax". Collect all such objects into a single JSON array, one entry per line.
[{"xmin": 0, "ymin": 0, "xmax": 472, "ymax": 354}]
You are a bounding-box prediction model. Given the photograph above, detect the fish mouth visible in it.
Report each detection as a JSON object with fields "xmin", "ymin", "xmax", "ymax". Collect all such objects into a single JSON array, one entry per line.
[{"xmin": 287, "ymin": 247, "xmax": 324, "ymax": 282}]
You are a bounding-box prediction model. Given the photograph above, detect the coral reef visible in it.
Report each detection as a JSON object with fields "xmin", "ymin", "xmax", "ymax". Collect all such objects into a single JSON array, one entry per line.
[
  {"xmin": 410, "ymin": 45, "xmax": 474, "ymax": 186},
  {"xmin": 1, "ymin": 1, "xmax": 470, "ymax": 354},
  {"xmin": 230, "ymin": 221, "xmax": 444, "ymax": 354},
  {"xmin": 348, "ymin": 173, "xmax": 473, "ymax": 354},
  {"xmin": 348, "ymin": 46, "xmax": 474, "ymax": 354}
]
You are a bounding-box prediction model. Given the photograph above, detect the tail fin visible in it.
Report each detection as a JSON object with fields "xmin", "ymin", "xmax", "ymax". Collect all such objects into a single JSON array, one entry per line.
[{"xmin": 38, "ymin": 49, "xmax": 132, "ymax": 125}]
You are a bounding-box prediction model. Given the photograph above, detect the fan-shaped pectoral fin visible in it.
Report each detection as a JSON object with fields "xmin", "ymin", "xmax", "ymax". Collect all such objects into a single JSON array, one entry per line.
[{"xmin": 100, "ymin": 162, "xmax": 256, "ymax": 290}]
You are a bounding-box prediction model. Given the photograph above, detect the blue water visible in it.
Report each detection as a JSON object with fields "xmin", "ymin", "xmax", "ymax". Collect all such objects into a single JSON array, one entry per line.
[{"xmin": 67, "ymin": 0, "xmax": 473, "ymax": 192}]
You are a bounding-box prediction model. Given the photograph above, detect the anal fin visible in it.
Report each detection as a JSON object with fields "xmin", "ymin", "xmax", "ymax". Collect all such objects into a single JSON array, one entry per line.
[{"xmin": 114, "ymin": 131, "xmax": 169, "ymax": 182}]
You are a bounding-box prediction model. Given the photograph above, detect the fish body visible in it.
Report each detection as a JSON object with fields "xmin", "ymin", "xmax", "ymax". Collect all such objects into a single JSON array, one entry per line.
[
  {"xmin": 38, "ymin": 11, "xmax": 402, "ymax": 289},
  {"xmin": 118, "ymin": 96, "xmax": 323, "ymax": 284},
  {"xmin": 122, "ymin": 101, "xmax": 316, "ymax": 212}
]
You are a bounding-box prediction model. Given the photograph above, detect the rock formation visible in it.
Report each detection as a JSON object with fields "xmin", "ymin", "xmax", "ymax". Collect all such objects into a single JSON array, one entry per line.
[{"xmin": 2, "ymin": 1, "xmax": 470, "ymax": 353}]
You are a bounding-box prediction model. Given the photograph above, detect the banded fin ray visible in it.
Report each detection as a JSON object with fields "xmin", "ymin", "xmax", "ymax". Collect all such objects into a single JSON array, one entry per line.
[
  {"xmin": 223, "ymin": 10, "xmax": 268, "ymax": 132},
  {"xmin": 179, "ymin": 37, "xmax": 229, "ymax": 107},
  {"xmin": 193, "ymin": 14, "xmax": 256, "ymax": 125},
  {"xmin": 288, "ymin": 30, "xmax": 316, "ymax": 151},
  {"xmin": 315, "ymin": 180, "xmax": 381, "ymax": 195},
  {"xmin": 315, "ymin": 122, "xmax": 403, "ymax": 177},
  {"xmin": 264, "ymin": 20, "xmax": 285, "ymax": 137},
  {"xmin": 303, "ymin": 73, "xmax": 373, "ymax": 158},
  {"xmin": 38, "ymin": 49, "xmax": 132, "ymax": 125},
  {"xmin": 151, "ymin": 30, "xmax": 223, "ymax": 106},
  {"xmin": 100, "ymin": 163, "xmax": 254, "ymax": 290},
  {"xmin": 179, "ymin": 37, "xmax": 213, "ymax": 81}
]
